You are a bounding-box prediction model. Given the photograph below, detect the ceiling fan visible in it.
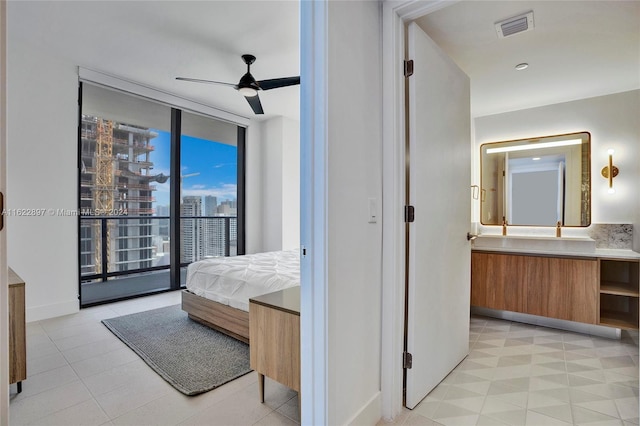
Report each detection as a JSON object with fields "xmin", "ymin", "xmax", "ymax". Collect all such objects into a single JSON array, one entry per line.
[{"xmin": 176, "ymin": 54, "xmax": 300, "ymax": 115}]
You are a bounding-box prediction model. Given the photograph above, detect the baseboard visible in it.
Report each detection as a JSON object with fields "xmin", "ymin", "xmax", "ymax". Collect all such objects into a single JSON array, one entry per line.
[
  {"xmin": 27, "ymin": 299, "xmax": 79, "ymax": 322},
  {"xmin": 347, "ymin": 391, "xmax": 381, "ymax": 426},
  {"xmin": 471, "ymin": 306, "xmax": 621, "ymax": 340}
]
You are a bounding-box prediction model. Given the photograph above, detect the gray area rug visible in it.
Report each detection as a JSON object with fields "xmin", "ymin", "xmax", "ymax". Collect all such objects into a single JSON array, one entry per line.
[{"xmin": 102, "ymin": 304, "xmax": 250, "ymax": 396}]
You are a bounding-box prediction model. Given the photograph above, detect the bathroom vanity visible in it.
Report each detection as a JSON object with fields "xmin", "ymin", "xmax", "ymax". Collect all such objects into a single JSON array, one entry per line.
[{"xmin": 471, "ymin": 242, "xmax": 640, "ymax": 330}]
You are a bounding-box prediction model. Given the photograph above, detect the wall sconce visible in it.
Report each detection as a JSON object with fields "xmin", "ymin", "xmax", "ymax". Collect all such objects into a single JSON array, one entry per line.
[{"xmin": 601, "ymin": 149, "xmax": 619, "ymax": 194}]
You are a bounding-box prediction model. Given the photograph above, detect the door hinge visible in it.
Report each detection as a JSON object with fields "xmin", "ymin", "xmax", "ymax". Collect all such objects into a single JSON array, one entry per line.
[
  {"xmin": 404, "ymin": 205, "xmax": 415, "ymax": 223},
  {"xmin": 403, "ymin": 351, "xmax": 413, "ymax": 369},
  {"xmin": 0, "ymin": 192, "xmax": 4, "ymax": 231},
  {"xmin": 404, "ymin": 60, "xmax": 414, "ymax": 78}
]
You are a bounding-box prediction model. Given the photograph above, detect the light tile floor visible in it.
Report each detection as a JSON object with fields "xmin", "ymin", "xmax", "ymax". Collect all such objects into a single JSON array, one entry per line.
[
  {"xmin": 11, "ymin": 294, "xmax": 640, "ymax": 426},
  {"xmin": 9, "ymin": 291, "xmax": 299, "ymax": 426},
  {"xmin": 384, "ymin": 316, "xmax": 639, "ymax": 426}
]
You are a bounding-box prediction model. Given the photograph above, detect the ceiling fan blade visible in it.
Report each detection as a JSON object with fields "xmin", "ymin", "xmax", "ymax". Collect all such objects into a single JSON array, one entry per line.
[
  {"xmin": 245, "ymin": 94, "xmax": 264, "ymax": 114},
  {"xmin": 175, "ymin": 77, "xmax": 236, "ymax": 87},
  {"xmin": 257, "ymin": 76, "xmax": 300, "ymax": 91}
]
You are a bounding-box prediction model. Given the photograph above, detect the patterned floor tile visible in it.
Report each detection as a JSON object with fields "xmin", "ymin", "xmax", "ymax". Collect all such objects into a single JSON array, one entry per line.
[
  {"xmin": 491, "ymin": 390, "xmax": 528, "ymax": 408},
  {"xmin": 446, "ymin": 396, "xmax": 486, "ymax": 413},
  {"xmin": 528, "ymin": 391, "xmax": 569, "ymax": 409},
  {"xmin": 408, "ymin": 315, "xmax": 637, "ymax": 425},
  {"xmin": 532, "ymin": 352, "xmax": 565, "ymax": 364},
  {"xmin": 485, "ymin": 409, "xmax": 527, "ymax": 426},
  {"xmin": 572, "ymin": 405, "xmax": 620, "ymax": 424},
  {"xmin": 481, "ymin": 395, "xmax": 523, "ymax": 415},
  {"xmin": 487, "ymin": 381, "xmax": 522, "ymax": 396},
  {"xmin": 569, "ymin": 388, "xmax": 613, "ymax": 404},
  {"xmin": 431, "ymin": 402, "xmax": 478, "ymax": 419},
  {"xmin": 525, "ymin": 410, "xmax": 573, "ymax": 426},
  {"xmin": 615, "ymin": 397, "xmax": 640, "ymax": 421},
  {"xmin": 575, "ymin": 400, "xmax": 620, "ymax": 418},
  {"xmin": 454, "ymin": 360, "xmax": 490, "ymax": 372},
  {"xmin": 567, "ymin": 362, "xmax": 600, "ymax": 373},
  {"xmin": 504, "ymin": 338, "xmax": 535, "ymax": 347},
  {"xmin": 530, "ymin": 403, "xmax": 574, "ymax": 423},
  {"xmin": 496, "ymin": 355, "xmax": 532, "ymax": 368},
  {"xmin": 443, "ymin": 385, "xmax": 484, "ymax": 400},
  {"xmin": 534, "ymin": 387, "xmax": 572, "ymax": 403},
  {"xmin": 456, "ymin": 381, "xmax": 491, "ymax": 396},
  {"xmin": 476, "ymin": 414, "xmax": 512, "ymax": 425},
  {"xmin": 568, "ymin": 374, "xmax": 606, "ymax": 387},
  {"xmin": 601, "ymin": 356, "xmax": 636, "ymax": 369},
  {"xmin": 437, "ymin": 414, "xmax": 479, "ymax": 426}
]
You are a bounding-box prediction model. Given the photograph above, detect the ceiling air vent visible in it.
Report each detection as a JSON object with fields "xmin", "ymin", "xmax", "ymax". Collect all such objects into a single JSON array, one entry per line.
[{"xmin": 495, "ymin": 11, "xmax": 534, "ymax": 38}]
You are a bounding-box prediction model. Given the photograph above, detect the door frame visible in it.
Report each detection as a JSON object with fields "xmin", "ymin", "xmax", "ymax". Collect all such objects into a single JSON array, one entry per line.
[
  {"xmin": 1, "ymin": 0, "xmax": 9, "ymax": 422},
  {"xmin": 380, "ymin": 0, "xmax": 457, "ymax": 420}
]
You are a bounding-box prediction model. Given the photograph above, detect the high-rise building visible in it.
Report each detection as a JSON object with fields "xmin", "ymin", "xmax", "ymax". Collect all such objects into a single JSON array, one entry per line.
[
  {"xmin": 204, "ymin": 195, "xmax": 218, "ymax": 217},
  {"xmin": 181, "ymin": 196, "xmax": 202, "ymax": 263},
  {"xmin": 79, "ymin": 115, "xmax": 159, "ymax": 276},
  {"xmin": 217, "ymin": 200, "xmax": 237, "ymax": 216}
]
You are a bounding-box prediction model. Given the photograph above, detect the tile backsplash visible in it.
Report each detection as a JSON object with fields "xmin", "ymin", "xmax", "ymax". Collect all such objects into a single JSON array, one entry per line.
[{"xmin": 588, "ymin": 224, "xmax": 633, "ymax": 249}]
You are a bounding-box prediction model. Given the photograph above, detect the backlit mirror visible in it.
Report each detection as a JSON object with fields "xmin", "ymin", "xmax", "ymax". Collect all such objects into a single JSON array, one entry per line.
[{"xmin": 480, "ymin": 132, "xmax": 590, "ymax": 227}]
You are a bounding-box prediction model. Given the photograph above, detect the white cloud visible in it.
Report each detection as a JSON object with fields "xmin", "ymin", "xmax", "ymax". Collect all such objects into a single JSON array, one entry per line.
[
  {"xmin": 213, "ymin": 162, "xmax": 235, "ymax": 169},
  {"xmin": 183, "ymin": 183, "xmax": 237, "ymax": 200}
]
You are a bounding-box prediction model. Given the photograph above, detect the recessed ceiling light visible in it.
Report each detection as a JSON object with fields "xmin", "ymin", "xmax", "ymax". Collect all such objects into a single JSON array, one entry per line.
[
  {"xmin": 515, "ymin": 63, "xmax": 529, "ymax": 71},
  {"xmin": 532, "ymin": 157, "xmax": 541, "ymax": 161}
]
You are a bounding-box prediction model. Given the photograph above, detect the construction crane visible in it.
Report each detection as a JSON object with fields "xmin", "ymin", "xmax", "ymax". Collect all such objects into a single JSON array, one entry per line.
[
  {"xmin": 94, "ymin": 118, "xmax": 115, "ymax": 274},
  {"xmin": 180, "ymin": 173, "xmax": 200, "ymax": 203}
]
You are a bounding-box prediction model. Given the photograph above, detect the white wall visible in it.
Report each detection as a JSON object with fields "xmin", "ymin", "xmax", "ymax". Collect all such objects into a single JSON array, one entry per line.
[
  {"xmin": 262, "ymin": 118, "xmax": 283, "ymax": 252},
  {"xmin": 7, "ymin": 35, "xmax": 80, "ymax": 321},
  {"xmin": 260, "ymin": 116, "xmax": 300, "ymax": 252},
  {"xmin": 245, "ymin": 120, "xmax": 264, "ymax": 254},
  {"xmin": 325, "ymin": 1, "xmax": 383, "ymax": 423},
  {"xmin": 281, "ymin": 117, "xmax": 300, "ymax": 250},
  {"xmin": 474, "ymin": 90, "xmax": 640, "ymax": 227},
  {"xmin": 5, "ymin": 32, "xmax": 273, "ymax": 320}
]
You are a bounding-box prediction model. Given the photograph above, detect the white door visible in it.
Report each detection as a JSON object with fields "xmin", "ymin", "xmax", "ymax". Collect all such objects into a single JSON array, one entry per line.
[{"xmin": 405, "ymin": 21, "xmax": 471, "ymax": 409}]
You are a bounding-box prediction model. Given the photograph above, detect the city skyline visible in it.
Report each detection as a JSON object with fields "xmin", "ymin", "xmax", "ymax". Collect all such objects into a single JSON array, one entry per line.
[{"xmin": 150, "ymin": 129, "xmax": 238, "ymax": 208}]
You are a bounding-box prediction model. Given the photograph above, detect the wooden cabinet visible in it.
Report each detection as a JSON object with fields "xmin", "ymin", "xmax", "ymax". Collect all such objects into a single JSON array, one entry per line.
[
  {"xmin": 599, "ymin": 259, "xmax": 639, "ymax": 329},
  {"xmin": 471, "ymin": 252, "xmax": 524, "ymax": 313},
  {"xmin": 471, "ymin": 252, "xmax": 598, "ymax": 324},
  {"xmin": 249, "ymin": 286, "xmax": 300, "ymax": 403},
  {"xmin": 9, "ymin": 268, "xmax": 26, "ymax": 392},
  {"xmin": 524, "ymin": 256, "xmax": 598, "ymax": 324}
]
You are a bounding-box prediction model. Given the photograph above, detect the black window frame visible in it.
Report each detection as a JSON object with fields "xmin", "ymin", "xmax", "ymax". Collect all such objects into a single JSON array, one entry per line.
[{"xmin": 77, "ymin": 82, "xmax": 246, "ymax": 307}]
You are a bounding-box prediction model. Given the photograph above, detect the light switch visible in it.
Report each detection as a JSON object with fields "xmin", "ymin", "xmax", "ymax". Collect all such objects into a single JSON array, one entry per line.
[{"xmin": 368, "ymin": 198, "xmax": 377, "ymax": 223}]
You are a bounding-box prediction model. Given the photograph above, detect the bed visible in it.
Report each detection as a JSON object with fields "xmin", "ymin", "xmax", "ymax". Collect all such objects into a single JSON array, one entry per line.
[{"xmin": 181, "ymin": 249, "xmax": 300, "ymax": 343}]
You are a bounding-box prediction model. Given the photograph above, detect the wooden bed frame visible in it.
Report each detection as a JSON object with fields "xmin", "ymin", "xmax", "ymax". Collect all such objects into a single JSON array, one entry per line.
[{"xmin": 181, "ymin": 290, "xmax": 250, "ymax": 344}]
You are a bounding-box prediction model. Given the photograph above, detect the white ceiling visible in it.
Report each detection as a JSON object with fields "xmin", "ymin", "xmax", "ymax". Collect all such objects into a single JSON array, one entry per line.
[
  {"xmin": 9, "ymin": 1, "xmax": 300, "ymax": 122},
  {"xmin": 9, "ymin": 1, "xmax": 639, "ymax": 120},
  {"xmin": 415, "ymin": 1, "xmax": 640, "ymax": 117}
]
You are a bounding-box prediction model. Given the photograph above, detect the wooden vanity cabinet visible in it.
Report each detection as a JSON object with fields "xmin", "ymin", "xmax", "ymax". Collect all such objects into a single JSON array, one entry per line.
[
  {"xmin": 471, "ymin": 252, "xmax": 525, "ymax": 312},
  {"xmin": 598, "ymin": 259, "xmax": 639, "ymax": 329},
  {"xmin": 471, "ymin": 252, "xmax": 598, "ymax": 324},
  {"xmin": 9, "ymin": 268, "xmax": 26, "ymax": 391},
  {"xmin": 524, "ymin": 256, "xmax": 598, "ymax": 324}
]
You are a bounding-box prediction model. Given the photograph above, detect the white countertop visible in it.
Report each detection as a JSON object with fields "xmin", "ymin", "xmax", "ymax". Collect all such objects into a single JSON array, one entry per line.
[{"xmin": 472, "ymin": 245, "xmax": 640, "ymax": 260}]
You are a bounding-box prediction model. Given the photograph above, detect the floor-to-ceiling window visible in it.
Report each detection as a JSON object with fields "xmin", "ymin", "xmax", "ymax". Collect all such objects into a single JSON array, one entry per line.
[
  {"xmin": 79, "ymin": 83, "xmax": 245, "ymax": 306},
  {"xmin": 178, "ymin": 111, "xmax": 242, "ymax": 286}
]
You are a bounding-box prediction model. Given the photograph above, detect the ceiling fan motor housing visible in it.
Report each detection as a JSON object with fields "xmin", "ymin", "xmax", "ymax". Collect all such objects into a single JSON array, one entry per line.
[{"xmin": 238, "ymin": 72, "xmax": 260, "ymax": 91}]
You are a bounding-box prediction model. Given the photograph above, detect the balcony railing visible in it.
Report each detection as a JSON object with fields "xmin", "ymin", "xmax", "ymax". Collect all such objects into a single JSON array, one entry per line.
[{"xmin": 80, "ymin": 215, "xmax": 237, "ymax": 282}]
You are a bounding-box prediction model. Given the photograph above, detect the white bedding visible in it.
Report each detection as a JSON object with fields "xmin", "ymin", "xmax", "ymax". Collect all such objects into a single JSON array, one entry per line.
[{"xmin": 185, "ymin": 250, "xmax": 300, "ymax": 312}]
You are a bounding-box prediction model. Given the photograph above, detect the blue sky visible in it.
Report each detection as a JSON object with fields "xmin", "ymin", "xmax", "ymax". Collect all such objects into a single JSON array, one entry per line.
[{"xmin": 150, "ymin": 130, "xmax": 238, "ymax": 207}]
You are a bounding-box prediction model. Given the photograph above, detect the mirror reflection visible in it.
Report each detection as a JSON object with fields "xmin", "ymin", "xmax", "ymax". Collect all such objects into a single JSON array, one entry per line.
[{"xmin": 480, "ymin": 132, "xmax": 590, "ymax": 227}]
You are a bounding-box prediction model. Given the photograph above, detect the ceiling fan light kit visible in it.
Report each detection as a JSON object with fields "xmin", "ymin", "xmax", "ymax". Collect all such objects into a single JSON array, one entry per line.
[{"xmin": 176, "ymin": 54, "xmax": 300, "ymax": 115}]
